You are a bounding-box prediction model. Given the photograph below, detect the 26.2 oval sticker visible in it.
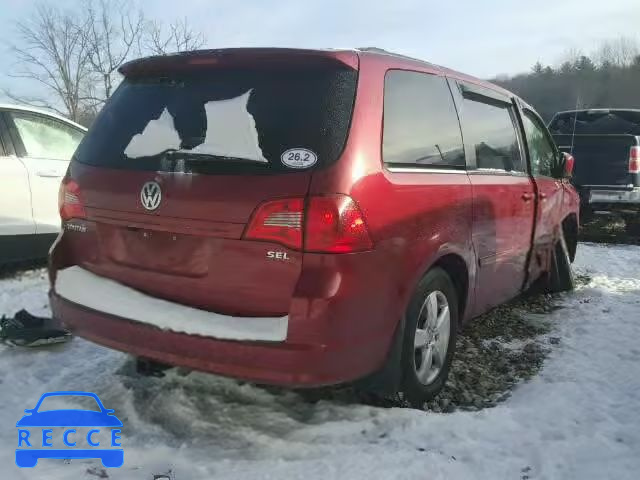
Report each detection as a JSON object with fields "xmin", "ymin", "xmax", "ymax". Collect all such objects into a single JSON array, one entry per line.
[{"xmin": 281, "ymin": 148, "xmax": 318, "ymax": 169}]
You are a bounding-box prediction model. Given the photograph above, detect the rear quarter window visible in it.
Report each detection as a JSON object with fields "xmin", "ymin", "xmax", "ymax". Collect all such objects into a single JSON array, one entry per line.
[{"xmin": 383, "ymin": 70, "xmax": 465, "ymax": 169}]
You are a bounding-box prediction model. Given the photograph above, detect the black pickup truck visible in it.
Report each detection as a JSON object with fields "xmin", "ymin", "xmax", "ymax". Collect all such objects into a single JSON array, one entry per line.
[{"xmin": 549, "ymin": 109, "xmax": 640, "ymax": 235}]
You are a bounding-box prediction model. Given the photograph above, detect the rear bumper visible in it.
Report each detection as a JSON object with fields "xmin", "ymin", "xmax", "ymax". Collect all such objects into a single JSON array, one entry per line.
[
  {"xmin": 55, "ymin": 266, "xmax": 288, "ymax": 342},
  {"xmin": 49, "ymin": 226, "xmax": 405, "ymax": 387},
  {"xmin": 588, "ymin": 187, "xmax": 640, "ymax": 205},
  {"xmin": 580, "ymin": 187, "xmax": 640, "ymax": 215},
  {"xmin": 50, "ymin": 291, "xmax": 388, "ymax": 387}
]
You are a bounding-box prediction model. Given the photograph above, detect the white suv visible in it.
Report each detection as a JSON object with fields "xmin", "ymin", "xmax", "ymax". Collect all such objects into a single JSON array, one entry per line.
[{"xmin": 0, "ymin": 104, "xmax": 86, "ymax": 264}]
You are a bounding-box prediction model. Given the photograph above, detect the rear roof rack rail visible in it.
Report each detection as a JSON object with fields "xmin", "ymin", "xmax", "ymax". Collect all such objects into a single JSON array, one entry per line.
[{"xmin": 356, "ymin": 47, "xmax": 436, "ymax": 66}]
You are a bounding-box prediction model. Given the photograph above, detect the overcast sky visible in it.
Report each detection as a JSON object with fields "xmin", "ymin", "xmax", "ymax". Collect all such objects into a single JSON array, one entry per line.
[{"xmin": 1, "ymin": 0, "xmax": 639, "ymax": 101}]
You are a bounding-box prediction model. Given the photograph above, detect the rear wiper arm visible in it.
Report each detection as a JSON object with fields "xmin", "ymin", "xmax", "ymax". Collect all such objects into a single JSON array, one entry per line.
[{"xmin": 165, "ymin": 151, "xmax": 267, "ymax": 164}]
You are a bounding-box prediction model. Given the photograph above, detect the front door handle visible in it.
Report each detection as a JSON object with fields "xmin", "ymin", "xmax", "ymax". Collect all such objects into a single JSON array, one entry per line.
[
  {"xmin": 36, "ymin": 170, "xmax": 63, "ymax": 178},
  {"xmin": 540, "ymin": 193, "xmax": 548, "ymax": 200},
  {"xmin": 521, "ymin": 192, "xmax": 534, "ymax": 201}
]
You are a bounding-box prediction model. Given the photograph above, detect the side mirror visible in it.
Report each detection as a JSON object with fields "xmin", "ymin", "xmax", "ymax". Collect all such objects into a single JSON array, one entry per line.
[{"xmin": 563, "ymin": 152, "xmax": 575, "ymax": 178}]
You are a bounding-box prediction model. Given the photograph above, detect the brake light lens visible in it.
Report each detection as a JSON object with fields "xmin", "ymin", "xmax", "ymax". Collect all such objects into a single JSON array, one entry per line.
[
  {"xmin": 630, "ymin": 146, "xmax": 640, "ymax": 174},
  {"xmin": 58, "ymin": 178, "xmax": 86, "ymax": 221},
  {"xmin": 244, "ymin": 198, "xmax": 304, "ymax": 249},
  {"xmin": 305, "ymin": 195, "xmax": 373, "ymax": 253},
  {"xmin": 244, "ymin": 195, "xmax": 373, "ymax": 253}
]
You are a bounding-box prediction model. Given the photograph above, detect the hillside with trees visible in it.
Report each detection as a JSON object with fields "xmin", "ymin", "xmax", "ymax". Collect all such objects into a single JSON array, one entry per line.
[{"xmin": 493, "ymin": 37, "xmax": 640, "ymax": 123}]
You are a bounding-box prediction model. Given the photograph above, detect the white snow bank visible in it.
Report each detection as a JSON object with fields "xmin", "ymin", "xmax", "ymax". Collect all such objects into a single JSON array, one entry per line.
[
  {"xmin": 1, "ymin": 243, "xmax": 640, "ymax": 479},
  {"xmin": 124, "ymin": 108, "xmax": 181, "ymax": 158},
  {"xmin": 55, "ymin": 266, "xmax": 288, "ymax": 342}
]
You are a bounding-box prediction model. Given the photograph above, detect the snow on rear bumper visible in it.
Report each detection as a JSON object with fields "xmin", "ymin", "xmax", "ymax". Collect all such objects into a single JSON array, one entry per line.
[
  {"xmin": 54, "ymin": 266, "xmax": 288, "ymax": 342},
  {"xmin": 49, "ymin": 291, "xmax": 375, "ymax": 387}
]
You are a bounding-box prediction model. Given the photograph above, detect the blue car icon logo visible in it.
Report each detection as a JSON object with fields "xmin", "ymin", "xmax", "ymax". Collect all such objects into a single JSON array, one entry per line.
[{"xmin": 16, "ymin": 391, "xmax": 123, "ymax": 468}]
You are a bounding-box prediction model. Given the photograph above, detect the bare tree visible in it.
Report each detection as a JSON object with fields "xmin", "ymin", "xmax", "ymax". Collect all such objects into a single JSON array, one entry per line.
[
  {"xmin": 4, "ymin": 1, "xmax": 205, "ymax": 122},
  {"xmin": 5, "ymin": 3, "xmax": 92, "ymax": 120},
  {"xmin": 594, "ymin": 37, "xmax": 640, "ymax": 67},
  {"xmin": 531, "ymin": 61, "xmax": 544, "ymax": 75},
  {"xmin": 145, "ymin": 17, "xmax": 206, "ymax": 55},
  {"xmin": 83, "ymin": 0, "xmax": 145, "ymax": 105},
  {"xmin": 556, "ymin": 47, "xmax": 583, "ymax": 70}
]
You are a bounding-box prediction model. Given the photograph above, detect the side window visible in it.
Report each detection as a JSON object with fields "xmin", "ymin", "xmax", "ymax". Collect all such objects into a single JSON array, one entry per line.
[
  {"xmin": 462, "ymin": 96, "xmax": 523, "ymax": 172},
  {"xmin": 9, "ymin": 111, "xmax": 83, "ymax": 160},
  {"xmin": 522, "ymin": 111, "xmax": 556, "ymax": 177},
  {"xmin": 383, "ymin": 70, "xmax": 465, "ymax": 169}
]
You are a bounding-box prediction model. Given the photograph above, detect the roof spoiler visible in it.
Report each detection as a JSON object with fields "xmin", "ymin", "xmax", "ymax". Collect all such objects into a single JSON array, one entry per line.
[{"xmin": 119, "ymin": 48, "xmax": 359, "ymax": 77}]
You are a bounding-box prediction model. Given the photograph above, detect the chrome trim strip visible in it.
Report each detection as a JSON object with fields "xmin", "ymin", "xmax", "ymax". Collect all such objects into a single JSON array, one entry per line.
[
  {"xmin": 467, "ymin": 169, "xmax": 529, "ymax": 177},
  {"xmin": 386, "ymin": 167, "xmax": 468, "ymax": 174},
  {"xmin": 582, "ymin": 185, "xmax": 636, "ymax": 189}
]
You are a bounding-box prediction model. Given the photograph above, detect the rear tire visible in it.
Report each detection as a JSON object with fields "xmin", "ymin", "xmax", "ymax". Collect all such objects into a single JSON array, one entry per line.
[
  {"xmin": 400, "ymin": 268, "xmax": 458, "ymax": 409},
  {"xmin": 548, "ymin": 233, "xmax": 575, "ymax": 293}
]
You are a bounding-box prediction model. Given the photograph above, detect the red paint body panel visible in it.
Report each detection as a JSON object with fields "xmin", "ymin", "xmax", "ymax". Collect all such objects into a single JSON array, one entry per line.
[
  {"xmin": 50, "ymin": 48, "xmax": 579, "ymax": 388},
  {"xmin": 67, "ymin": 160, "xmax": 313, "ymax": 315},
  {"xmin": 50, "ymin": 244, "xmax": 400, "ymax": 386},
  {"xmin": 78, "ymin": 162, "xmax": 313, "ymax": 225},
  {"xmin": 534, "ymin": 177, "xmax": 565, "ymax": 246},
  {"xmin": 469, "ymin": 174, "xmax": 536, "ymax": 315}
]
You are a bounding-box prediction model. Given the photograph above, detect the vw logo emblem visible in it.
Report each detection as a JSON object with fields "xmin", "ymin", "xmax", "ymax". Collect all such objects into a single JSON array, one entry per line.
[{"xmin": 140, "ymin": 181, "xmax": 162, "ymax": 211}]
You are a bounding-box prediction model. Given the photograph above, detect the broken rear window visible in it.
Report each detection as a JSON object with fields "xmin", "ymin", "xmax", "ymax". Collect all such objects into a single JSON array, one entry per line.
[{"xmin": 74, "ymin": 65, "xmax": 357, "ymax": 175}]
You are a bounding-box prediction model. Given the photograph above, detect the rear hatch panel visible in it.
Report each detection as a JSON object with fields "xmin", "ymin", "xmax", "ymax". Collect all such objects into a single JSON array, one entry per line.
[{"xmin": 64, "ymin": 50, "xmax": 359, "ymax": 316}]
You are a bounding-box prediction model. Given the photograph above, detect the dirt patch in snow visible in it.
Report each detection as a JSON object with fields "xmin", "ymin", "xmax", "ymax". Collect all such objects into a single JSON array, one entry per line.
[
  {"xmin": 422, "ymin": 274, "xmax": 591, "ymax": 412},
  {"xmin": 424, "ymin": 292, "xmax": 559, "ymax": 412},
  {"xmin": 580, "ymin": 215, "xmax": 640, "ymax": 246}
]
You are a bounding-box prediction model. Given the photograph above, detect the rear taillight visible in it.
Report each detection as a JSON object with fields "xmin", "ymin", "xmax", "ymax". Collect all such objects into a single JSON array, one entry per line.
[
  {"xmin": 630, "ymin": 146, "xmax": 640, "ymax": 174},
  {"xmin": 58, "ymin": 178, "xmax": 86, "ymax": 221},
  {"xmin": 244, "ymin": 195, "xmax": 373, "ymax": 253},
  {"xmin": 244, "ymin": 198, "xmax": 304, "ymax": 249},
  {"xmin": 304, "ymin": 195, "xmax": 373, "ymax": 253}
]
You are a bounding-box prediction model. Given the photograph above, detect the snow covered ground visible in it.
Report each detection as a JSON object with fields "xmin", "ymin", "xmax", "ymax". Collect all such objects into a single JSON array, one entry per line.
[{"xmin": 1, "ymin": 243, "xmax": 639, "ymax": 480}]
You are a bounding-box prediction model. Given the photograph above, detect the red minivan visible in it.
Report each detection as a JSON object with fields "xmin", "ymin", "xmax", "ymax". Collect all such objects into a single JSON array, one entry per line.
[{"xmin": 50, "ymin": 48, "xmax": 579, "ymax": 406}]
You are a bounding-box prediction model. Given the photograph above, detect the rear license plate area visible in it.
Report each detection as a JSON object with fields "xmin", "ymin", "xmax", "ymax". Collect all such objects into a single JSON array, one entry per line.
[{"xmin": 102, "ymin": 226, "xmax": 210, "ymax": 276}]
